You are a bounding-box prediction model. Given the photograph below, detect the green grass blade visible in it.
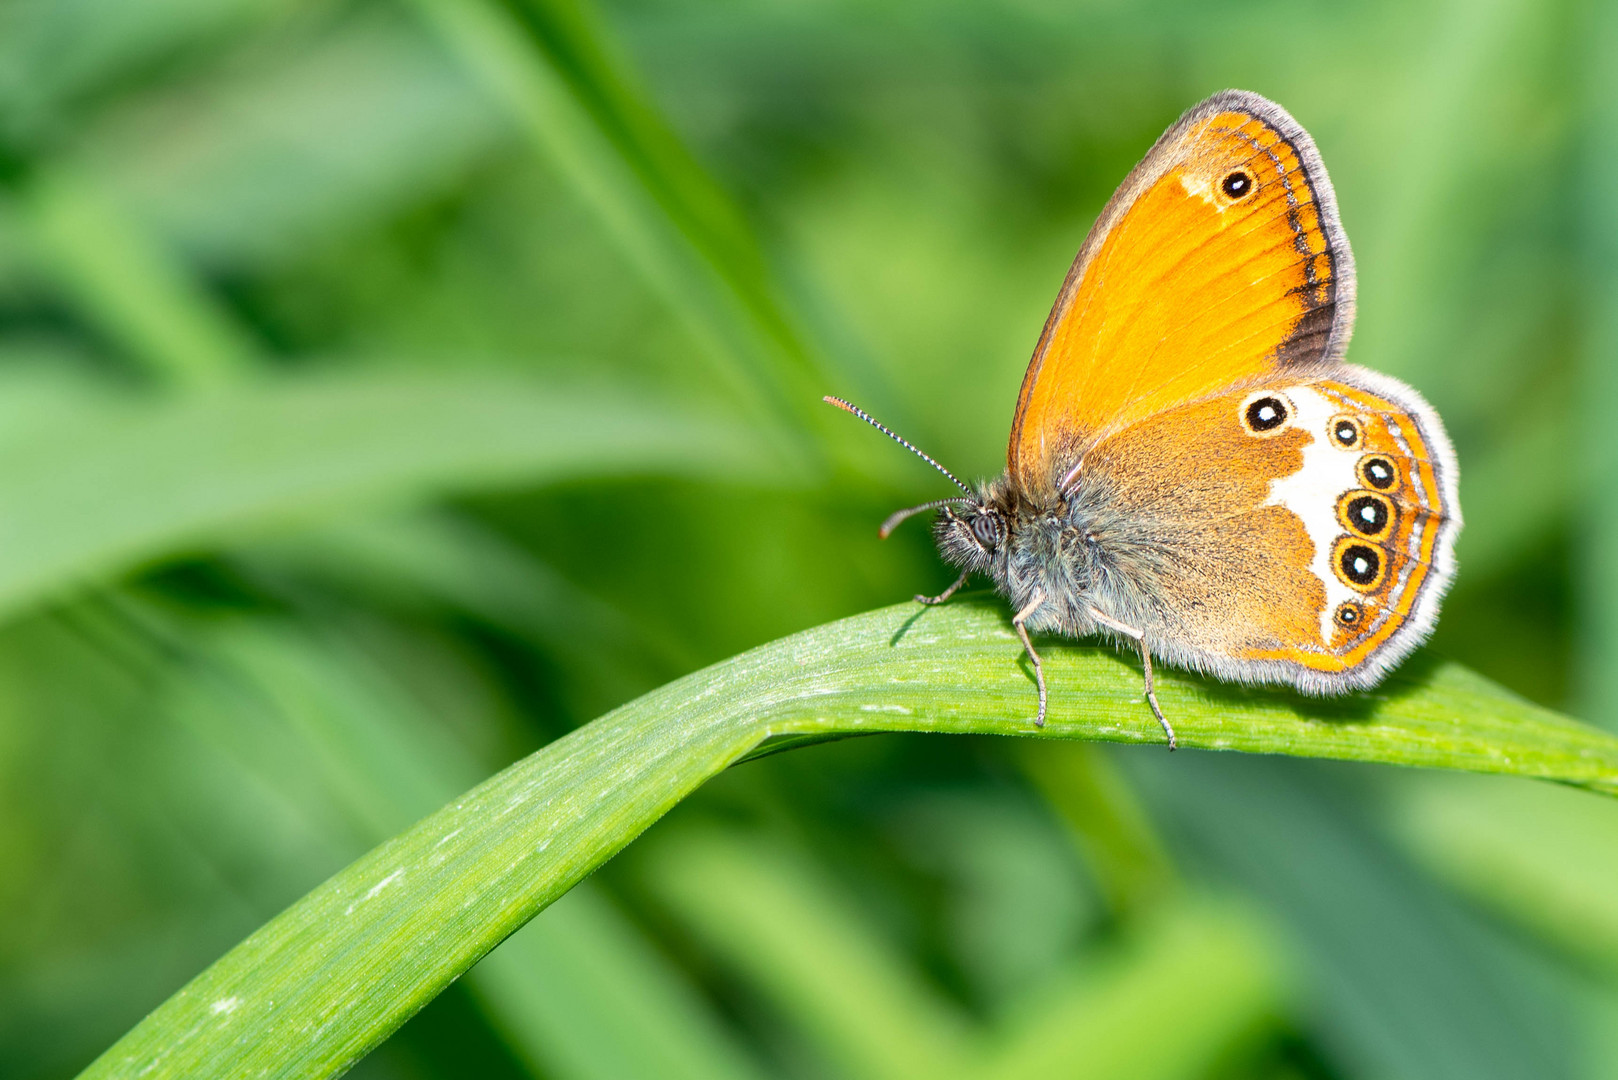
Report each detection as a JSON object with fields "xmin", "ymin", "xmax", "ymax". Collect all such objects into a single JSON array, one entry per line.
[
  {"xmin": 1391, "ymin": 773, "xmax": 1618, "ymax": 975},
  {"xmin": 85, "ymin": 17, "xmax": 511, "ymax": 271},
  {"xmin": 0, "ymin": 374, "xmax": 789, "ymax": 621},
  {"xmin": 1452, "ymin": 402, "xmax": 1569, "ymax": 583},
  {"xmin": 1127, "ymin": 752, "xmax": 1571, "ymax": 1079},
  {"xmin": 979, "ymin": 899, "xmax": 1280, "ymax": 1080},
  {"xmin": 1581, "ymin": 0, "xmax": 1618, "ymax": 726},
  {"xmin": 1016, "ymin": 742, "xmax": 1177, "ymax": 920},
  {"xmin": 647, "ymin": 827, "xmax": 973, "ymax": 1080},
  {"xmin": 244, "ymin": 512, "xmax": 686, "ymax": 715},
  {"xmin": 407, "ymin": 0, "xmax": 826, "ymax": 441},
  {"xmin": 170, "ymin": 610, "xmax": 768, "ymax": 1080},
  {"xmin": 498, "ymin": 0, "xmax": 789, "ymax": 342},
  {"xmin": 78, "ymin": 595, "xmax": 1618, "ymax": 1078},
  {"xmin": 18, "ymin": 166, "xmax": 256, "ymax": 387},
  {"xmin": 648, "ymin": 828, "xmax": 1278, "ymax": 1080},
  {"xmin": 474, "ymin": 884, "xmax": 770, "ymax": 1080}
]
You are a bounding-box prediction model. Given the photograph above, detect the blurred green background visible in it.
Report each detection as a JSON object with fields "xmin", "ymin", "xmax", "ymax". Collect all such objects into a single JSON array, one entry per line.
[{"xmin": 2, "ymin": 0, "xmax": 1616, "ymax": 1076}]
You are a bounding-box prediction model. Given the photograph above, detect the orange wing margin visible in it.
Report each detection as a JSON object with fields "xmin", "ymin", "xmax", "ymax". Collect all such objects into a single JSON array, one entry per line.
[{"xmin": 1008, "ymin": 91, "xmax": 1355, "ymax": 500}]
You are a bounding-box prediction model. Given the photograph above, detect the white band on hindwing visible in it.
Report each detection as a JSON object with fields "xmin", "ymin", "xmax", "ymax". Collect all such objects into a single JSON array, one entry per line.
[{"xmin": 1261, "ymin": 386, "xmax": 1365, "ymax": 645}]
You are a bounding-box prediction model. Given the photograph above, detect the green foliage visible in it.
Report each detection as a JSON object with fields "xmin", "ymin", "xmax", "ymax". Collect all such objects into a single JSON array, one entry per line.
[
  {"xmin": 0, "ymin": 0, "xmax": 1608, "ymax": 1077},
  {"xmin": 78, "ymin": 598, "xmax": 1618, "ymax": 1075},
  {"xmin": 0, "ymin": 374, "xmax": 783, "ymax": 616}
]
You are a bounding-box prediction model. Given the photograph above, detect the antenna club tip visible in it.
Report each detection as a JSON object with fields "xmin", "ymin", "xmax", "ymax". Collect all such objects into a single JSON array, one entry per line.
[{"xmin": 823, "ymin": 395, "xmax": 855, "ymax": 413}]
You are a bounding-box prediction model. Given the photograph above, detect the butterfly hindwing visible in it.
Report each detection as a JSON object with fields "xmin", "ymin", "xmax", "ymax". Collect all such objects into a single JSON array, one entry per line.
[
  {"xmin": 1244, "ymin": 369, "xmax": 1459, "ymax": 681},
  {"xmin": 1009, "ymin": 91, "xmax": 1355, "ymax": 499},
  {"xmin": 1077, "ymin": 367, "xmax": 1458, "ymax": 689}
]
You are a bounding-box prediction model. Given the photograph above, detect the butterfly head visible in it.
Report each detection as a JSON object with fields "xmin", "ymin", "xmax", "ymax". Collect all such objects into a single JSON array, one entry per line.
[{"xmin": 930, "ymin": 499, "xmax": 1007, "ymax": 574}]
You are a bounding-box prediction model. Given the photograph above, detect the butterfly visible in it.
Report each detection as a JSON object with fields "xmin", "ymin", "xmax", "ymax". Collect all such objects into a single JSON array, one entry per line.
[{"xmin": 828, "ymin": 89, "xmax": 1461, "ymax": 749}]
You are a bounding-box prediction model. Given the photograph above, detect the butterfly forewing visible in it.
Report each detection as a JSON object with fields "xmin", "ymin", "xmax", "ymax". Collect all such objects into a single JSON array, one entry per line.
[{"xmin": 1009, "ymin": 92, "xmax": 1355, "ymax": 499}]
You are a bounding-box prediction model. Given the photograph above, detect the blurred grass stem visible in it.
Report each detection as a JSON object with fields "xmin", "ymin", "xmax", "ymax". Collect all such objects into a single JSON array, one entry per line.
[
  {"xmin": 20, "ymin": 166, "xmax": 256, "ymax": 388},
  {"xmin": 1580, "ymin": 0, "xmax": 1618, "ymax": 727}
]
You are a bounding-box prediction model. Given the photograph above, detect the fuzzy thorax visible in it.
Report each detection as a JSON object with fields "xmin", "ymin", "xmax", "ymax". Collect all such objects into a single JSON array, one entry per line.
[{"xmin": 932, "ymin": 474, "xmax": 1161, "ymax": 645}]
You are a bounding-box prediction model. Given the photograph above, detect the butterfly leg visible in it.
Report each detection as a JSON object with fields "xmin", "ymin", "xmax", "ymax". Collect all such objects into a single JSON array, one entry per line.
[
  {"xmin": 1086, "ymin": 606, "xmax": 1176, "ymax": 750},
  {"xmin": 1012, "ymin": 589, "xmax": 1048, "ymax": 727},
  {"xmin": 1136, "ymin": 638, "xmax": 1176, "ymax": 751},
  {"xmin": 916, "ymin": 569, "xmax": 971, "ymax": 606}
]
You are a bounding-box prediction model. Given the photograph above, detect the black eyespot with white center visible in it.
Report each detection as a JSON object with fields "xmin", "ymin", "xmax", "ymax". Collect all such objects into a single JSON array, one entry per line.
[
  {"xmin": 1338, "ymin": 491, "xmax": 1394, "ymax": 540},
  {"xmin": 1335, "ymin": 602, "xmax": 1364, "ymax": 629},
  {"xmin": 1340, "ymin": 544, "xmax": 1380, "ymax": 587},
  {"xmin": 1330, "ymin": 415, "xmax": 1363, "ymax": 449},
  {"xmin": 1244, "ymin": 396, "xmax": 1288, "ymax": 432},
  {"xmin": 971, "ymin": 513, "xmax": 1004, "ymax": 548},
  {"xmin": 1359, "ymin": 455, "xmax": 1398, "ymax": 491},
  {"xmin": 1331, "ymin": 536, "xmax": 1389, "ymax": 591},
  {"xmin": 1222, "ymin": 170, "xmax": 1253, "ymax": 199}
]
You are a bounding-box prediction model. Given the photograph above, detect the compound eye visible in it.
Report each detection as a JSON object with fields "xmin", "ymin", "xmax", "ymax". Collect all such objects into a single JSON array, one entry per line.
[{"xmin": 972, "ymin": 513, "xmax": 1004, "ymax": 547}]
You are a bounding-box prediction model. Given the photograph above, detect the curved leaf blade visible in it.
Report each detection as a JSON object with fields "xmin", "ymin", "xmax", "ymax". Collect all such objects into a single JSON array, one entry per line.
[
  {"xmin": 79, "ymin": 595, "xmax": 1618, "ymax": 1078},
  {"xmin": 0, "ymin": 375, "xmax": 789, "ymax": 620}
]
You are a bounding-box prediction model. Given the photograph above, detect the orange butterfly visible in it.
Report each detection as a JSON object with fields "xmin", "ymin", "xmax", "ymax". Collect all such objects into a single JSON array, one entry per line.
[{"xmin": 829, "ymin": 90, "xmax": 1461, "ymax": 749}]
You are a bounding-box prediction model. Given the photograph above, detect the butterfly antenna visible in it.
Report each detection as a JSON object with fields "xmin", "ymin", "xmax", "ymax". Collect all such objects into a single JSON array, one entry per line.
[
  {"xmin": 879, "ymin": 499, "xmax": 967, "ymax": 539},
  {"xmin": 823, "ymin": 396, "xmax": 975, "ymax": 498}
]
